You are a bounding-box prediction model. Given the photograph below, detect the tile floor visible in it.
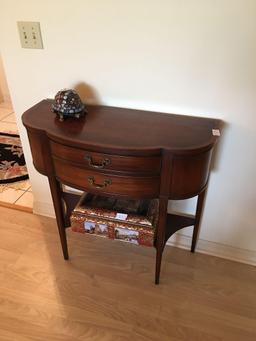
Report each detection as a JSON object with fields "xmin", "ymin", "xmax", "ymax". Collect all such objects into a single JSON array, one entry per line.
[{"xmin": 0, "ymin": 102, "xmax": 33, "ymax": 212}]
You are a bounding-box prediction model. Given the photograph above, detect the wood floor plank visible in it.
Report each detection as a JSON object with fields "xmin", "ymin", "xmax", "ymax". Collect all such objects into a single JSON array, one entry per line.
[{"xmin": 0, "ymin": 206, "xmax": 255, "ymax": 340}]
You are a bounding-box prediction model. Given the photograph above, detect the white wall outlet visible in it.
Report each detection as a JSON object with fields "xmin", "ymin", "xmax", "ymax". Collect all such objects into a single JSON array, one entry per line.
[{"xmin": 17, "ymin": 21, "xmax": 43, "ymax": 49}]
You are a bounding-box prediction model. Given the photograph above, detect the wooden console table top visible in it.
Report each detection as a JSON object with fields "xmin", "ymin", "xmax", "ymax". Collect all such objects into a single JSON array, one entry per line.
[{"xmin": 23, "ymin": 99, "xmax": 219, "ymax": 154}]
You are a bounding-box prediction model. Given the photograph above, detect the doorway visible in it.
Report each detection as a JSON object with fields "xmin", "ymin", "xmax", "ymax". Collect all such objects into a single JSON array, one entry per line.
[{"xmin": 0, "ymin": 54, "xmax": 33, "ymax": 212}]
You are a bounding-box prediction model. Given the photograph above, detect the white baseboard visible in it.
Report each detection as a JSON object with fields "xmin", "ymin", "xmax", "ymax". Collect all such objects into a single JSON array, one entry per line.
[
  {"xmin": 33, "ymin": 200, "xmax": 55, "ymax": 218},
  {"xmin": 33, "ymin": 200, "xmax": 256, "ymax": 267},
  {"xmin": 167, "ymin": 233, "xmax": 256, "ymax": 266}
]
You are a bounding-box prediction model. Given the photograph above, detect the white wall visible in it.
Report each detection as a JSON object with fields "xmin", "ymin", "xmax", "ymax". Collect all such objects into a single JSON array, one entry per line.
[
  {"xmin": 0, "ymin": 54, "xmax": 11, "ymax": 103},
  {"xmin": 0, "ymin": 1, "xmax": 255, "ymax": 261}
]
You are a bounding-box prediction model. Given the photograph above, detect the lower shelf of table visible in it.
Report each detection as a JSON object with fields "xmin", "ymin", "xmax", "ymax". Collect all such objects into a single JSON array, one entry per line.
[
  {"xmin": 62, "ymin": 191, "xmax": 195, "ymax": 247},
  {"xmin": 164, "ymin": 213, "xmax": 195, "ymax": 244}
]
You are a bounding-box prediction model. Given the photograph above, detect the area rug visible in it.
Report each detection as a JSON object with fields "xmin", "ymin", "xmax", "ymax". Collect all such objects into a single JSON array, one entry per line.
[{"xmin": 0, "ymin": 132, "xmax": 29, "ymax": 184}]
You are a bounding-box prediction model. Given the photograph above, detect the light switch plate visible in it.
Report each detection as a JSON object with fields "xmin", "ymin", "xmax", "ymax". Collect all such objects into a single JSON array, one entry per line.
[{"xmin": 17, "ymin": 21, "xmax": 43, "ymax": 49}]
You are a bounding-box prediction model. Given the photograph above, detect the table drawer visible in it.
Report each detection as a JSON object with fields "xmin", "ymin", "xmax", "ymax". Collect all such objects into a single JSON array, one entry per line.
[
  {"xmin": 53, "ymin": 158, "xmax": 160, "ymax": 197},
  {"xmin": 50, "ymin": 141, "xmax": 161, "ymax": 174}
]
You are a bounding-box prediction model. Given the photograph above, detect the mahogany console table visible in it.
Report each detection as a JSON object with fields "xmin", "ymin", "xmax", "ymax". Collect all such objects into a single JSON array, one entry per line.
[{"xmin": 22, "ymin": 100, "xmax": 220, "ymax": 284}]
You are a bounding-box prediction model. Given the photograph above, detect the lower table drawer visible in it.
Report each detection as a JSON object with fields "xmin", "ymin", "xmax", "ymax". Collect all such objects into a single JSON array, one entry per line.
[{"xmin": 53, "ymin": 158, "xmax": 160, "ymax": 197}]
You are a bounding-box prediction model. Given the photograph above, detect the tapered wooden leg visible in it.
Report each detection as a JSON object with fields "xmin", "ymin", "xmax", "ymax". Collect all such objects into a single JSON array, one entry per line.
[
  {"xmin": 155, "ymin": 249, "xmax": 163, "ymax": 285},
  {"xmin": 155, "ymin": 198, "xmax": 168, "ymax": 284},
  {"xmin": 191, "ymin": 188, "xmax": 207, "ymax": 253},
  {"xmin": 48, "ymin": 177, "xmax": 69, "ymax": 260}
]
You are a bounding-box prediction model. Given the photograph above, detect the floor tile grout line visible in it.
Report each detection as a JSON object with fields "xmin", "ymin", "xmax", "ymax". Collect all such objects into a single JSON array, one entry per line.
[
  {"xmin": 9, "ymin": 188, "xmax": 27, "ymax": 193},
  {"xmin": 1, "ymin": 181, "xmax": 31, "ymax": 195},
  {"xmin": 13, "ymin": 190, "xmax": 27, "ymax": 204},
  {"xmin": 0, "ymin": 111, "xmax": 15, "ymax": 121},
  {"xmin": 0, "ymin": 184, "xmax": 32, "ymax": 206},
  {"xmin": 0, "ymin": 188, "xmax": 26, "ymax": 205},
  {"xmin": 24, "ymin": 186, "xmax": 32, "ymax": 193},
  {"xmin": 2, "ymin": 119, "xmax": 17, "ymax": 124},
  {"xmin": 14, "ymin": 189, "xmax": 33, "ymax": 205},
  {"xmin": 14, "ymin": 191, "xmax": 34, "ymax": 208},
  {"xmin": 0, "ymin": 128, "xmax": 19, "ymax": 134},
  {"xmin": 0, "ymin": 114, "xmax": 16, "ymax": 121},
  {"xmin": 0, "ymin": 122, "xmax": 17, "ymax": 126},
  {"xmin": 2, "ymin": 122, "xmax": 17, "ymax": 125},
  {"xmin": 7, "ymin": 185, "xmax": 27, "ymax": 190},
  {"xmin": 0, "ymin": 123, "xmax": 18, "ymax": 131}
]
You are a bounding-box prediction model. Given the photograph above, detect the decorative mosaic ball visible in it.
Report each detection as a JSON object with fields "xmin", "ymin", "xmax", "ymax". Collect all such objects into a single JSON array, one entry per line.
[{"xmin": 52, "ymin": 89, "xmax": 86, "ymax": 121}]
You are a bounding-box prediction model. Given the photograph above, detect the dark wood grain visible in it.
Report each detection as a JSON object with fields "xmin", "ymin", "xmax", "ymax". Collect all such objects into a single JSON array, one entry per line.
[
  {"xmin": 26, "ymin": 129, "xmax": 48, "ymax": 175},
  {"xmin": 23, "ymin": 99, "xmax": 220, "ymax": 155},
  {"xmin": 53, "ymin": 157, "xmax": 160, "ymax": 198},
  {"xmin": 170, "ymin": 149, "xmax": 212, "ymax": 199},
  {"xmin": 50, "ymin": 140, "xmax": 161, "ymax": 174},
  {"xmin": 22, "ymin": 100, "xmax": 221, "ymax": 283}
]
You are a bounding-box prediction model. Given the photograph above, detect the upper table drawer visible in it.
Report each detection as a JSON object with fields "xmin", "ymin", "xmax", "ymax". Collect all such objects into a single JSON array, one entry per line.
[{"xmin": 50, "ymin": 141, "xmax": 161, "ymax": 174}]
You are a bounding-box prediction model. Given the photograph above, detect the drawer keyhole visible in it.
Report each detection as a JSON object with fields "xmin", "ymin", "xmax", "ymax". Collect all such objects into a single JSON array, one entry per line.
[{"xmin": 85, "ymin": 155, "xmax": 111, "ymax": 169}]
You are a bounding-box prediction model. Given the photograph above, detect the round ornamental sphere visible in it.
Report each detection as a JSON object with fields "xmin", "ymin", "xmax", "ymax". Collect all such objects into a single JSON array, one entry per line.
[{"xmin": 52, "ymin": 89, "xmax": 86, "ymax": 120}]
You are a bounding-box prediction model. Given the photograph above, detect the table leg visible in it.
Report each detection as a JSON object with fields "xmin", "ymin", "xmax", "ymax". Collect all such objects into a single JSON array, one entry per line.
[
  {"xmin": 48, "ymin": 177, "xmax": 69, "ymax": 260},
  {"xmin": 155, "ymin": 197, "xmax": 168, "ymax": 284},
  {"xmin": 191, "ymin": 188, "xmax": 206, "ymax": 253}
]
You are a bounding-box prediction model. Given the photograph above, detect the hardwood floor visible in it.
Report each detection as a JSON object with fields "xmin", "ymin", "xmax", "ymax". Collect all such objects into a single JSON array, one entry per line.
[{"xmin": 0, "ymin": 206, "xmax": 255, "ymax": 340}]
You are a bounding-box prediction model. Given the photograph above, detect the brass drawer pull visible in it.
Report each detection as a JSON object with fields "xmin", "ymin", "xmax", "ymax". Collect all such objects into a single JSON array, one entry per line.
[
  {"xmin": 85, "ymin": 155, "xmax": 111, "ymax": 169},
  {"xmin": 88, "ymin": 176, "xmax": 112, "ymax": 189}
]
